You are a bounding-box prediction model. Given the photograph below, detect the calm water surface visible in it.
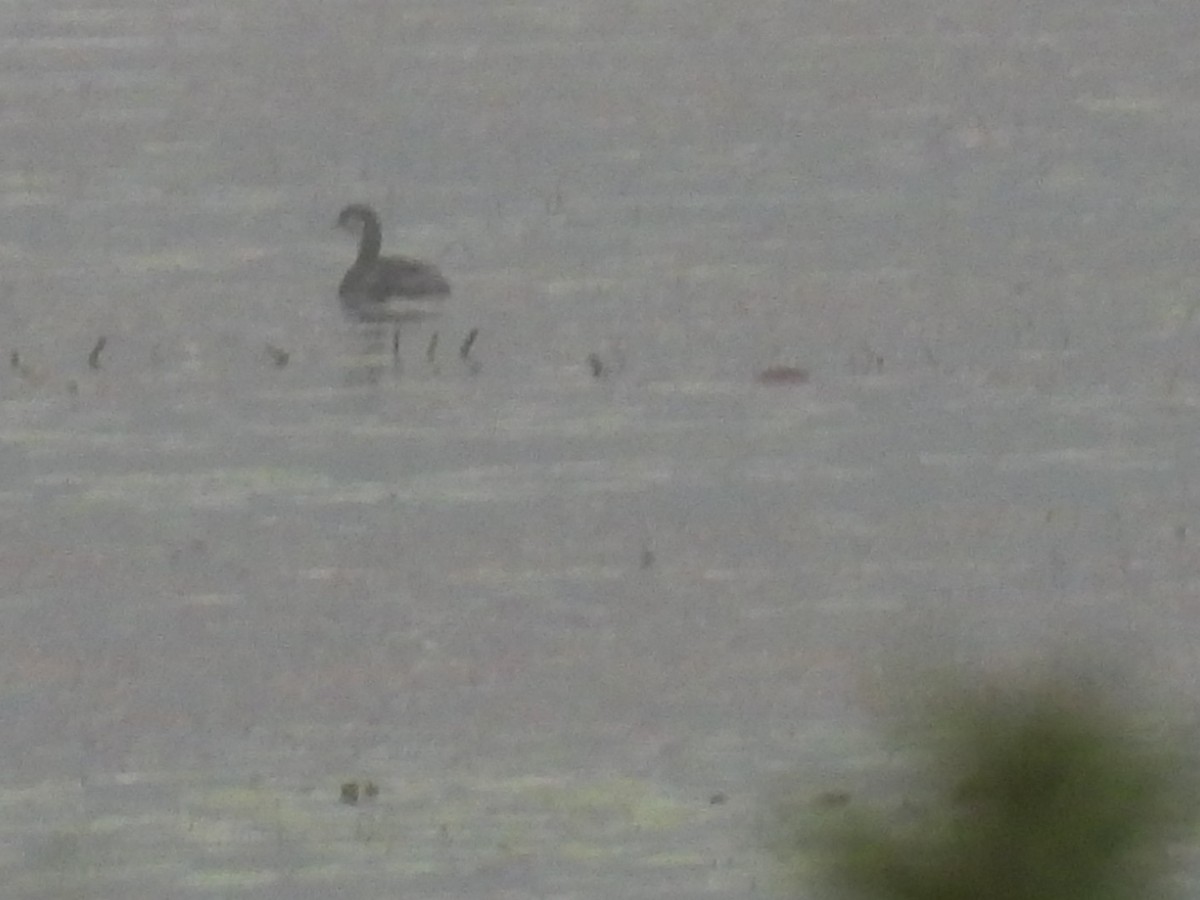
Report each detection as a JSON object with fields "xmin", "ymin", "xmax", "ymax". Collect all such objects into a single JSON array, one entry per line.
[{"xmin": 3, "ymin": 1, "xmax": 1200, "ymax": 897}]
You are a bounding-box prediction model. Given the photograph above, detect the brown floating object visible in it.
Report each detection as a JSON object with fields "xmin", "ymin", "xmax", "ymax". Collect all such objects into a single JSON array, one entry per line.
[
  {"xmin": 755, "ymin": 365, "xmax": 810, "ymax": 385},
  {"xmin": 813, "ymin": 789, "xmax": 851, "ymax": 808},
  {"xmin": 264, "ymin": 344, "xmax": 289, "ymax": 367},
  {"xmin": 340, "ymin": 779, "xmax": 380, "ymax": 805}
]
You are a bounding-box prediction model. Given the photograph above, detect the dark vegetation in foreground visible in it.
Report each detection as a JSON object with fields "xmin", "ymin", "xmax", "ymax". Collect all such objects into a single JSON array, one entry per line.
[{"xmin": 769, "ymin": 663, "xmax": 1199, "ymax": 900}]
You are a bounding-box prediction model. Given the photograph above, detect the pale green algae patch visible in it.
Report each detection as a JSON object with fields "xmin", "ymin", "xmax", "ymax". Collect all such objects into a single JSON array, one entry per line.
[
  {"xmin": 522, "ymin": 776, "xmax": 695, "ymax": 831},
  {"xmin": 0, "ymin": 772, "xmax": 717, "ymax": 893}
]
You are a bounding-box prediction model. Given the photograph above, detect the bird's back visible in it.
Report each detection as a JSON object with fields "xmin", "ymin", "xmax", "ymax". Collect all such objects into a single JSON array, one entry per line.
[{"xmin": 340, "ymin": 254, "xmax": 451, "ymax": 303}]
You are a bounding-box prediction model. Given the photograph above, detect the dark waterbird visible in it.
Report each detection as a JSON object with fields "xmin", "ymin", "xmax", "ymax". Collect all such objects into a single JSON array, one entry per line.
[{"xmin": 335, "ymin": 203, "xmax": 450, "ymax": 322}]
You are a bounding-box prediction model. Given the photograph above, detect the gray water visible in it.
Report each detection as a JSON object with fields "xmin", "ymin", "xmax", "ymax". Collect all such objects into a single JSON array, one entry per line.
[{"xmin": 4, "ymin": 0, "xmax": 1200, "ymax": 897}]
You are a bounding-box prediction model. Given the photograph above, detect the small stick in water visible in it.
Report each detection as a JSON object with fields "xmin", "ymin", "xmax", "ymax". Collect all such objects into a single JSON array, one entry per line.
[
  {"xmin": 459, "ymin": 328, "xmax": 478, "ymax": 360},
  {"xmin": 88, "ymin": 336, "xmax": 107, "ymax": 370}
]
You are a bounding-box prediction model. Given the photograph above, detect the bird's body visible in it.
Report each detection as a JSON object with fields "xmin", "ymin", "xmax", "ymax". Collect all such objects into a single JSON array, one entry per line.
[{"xmin": 335, "ymin": 203, "xmax": 450, "ymax": 321}]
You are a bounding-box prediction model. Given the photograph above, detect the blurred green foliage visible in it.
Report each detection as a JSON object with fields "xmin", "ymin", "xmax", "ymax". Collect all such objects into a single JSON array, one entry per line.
[{"xmin": 769, "ymin": 666, "xmax": 1198, "ymax": 900}]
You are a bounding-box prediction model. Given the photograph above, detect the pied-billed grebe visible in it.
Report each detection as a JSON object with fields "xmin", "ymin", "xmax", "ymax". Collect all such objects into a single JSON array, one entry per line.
[{"xmin": 335, "ymin": 203, "xmax": 450, "ymax": 321}]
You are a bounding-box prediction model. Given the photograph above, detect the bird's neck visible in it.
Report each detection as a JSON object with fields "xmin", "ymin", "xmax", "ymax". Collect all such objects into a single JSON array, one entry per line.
[{"xmin": 356, "ymin": 221, "xmax": 382, "ymax": 263}]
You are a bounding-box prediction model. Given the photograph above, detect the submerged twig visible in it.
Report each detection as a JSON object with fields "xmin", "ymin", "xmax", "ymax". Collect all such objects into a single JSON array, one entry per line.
[
  {"xmin": 459, "ymin": 328, "xmax": 479, "ymax": 360},
  {"xmin": 458, "ymin": 328, "xmax": 481, "ymax": 375},
  {"xmin": 88, "ymin": 336, "xmax": 107, "ymax": 370}
]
